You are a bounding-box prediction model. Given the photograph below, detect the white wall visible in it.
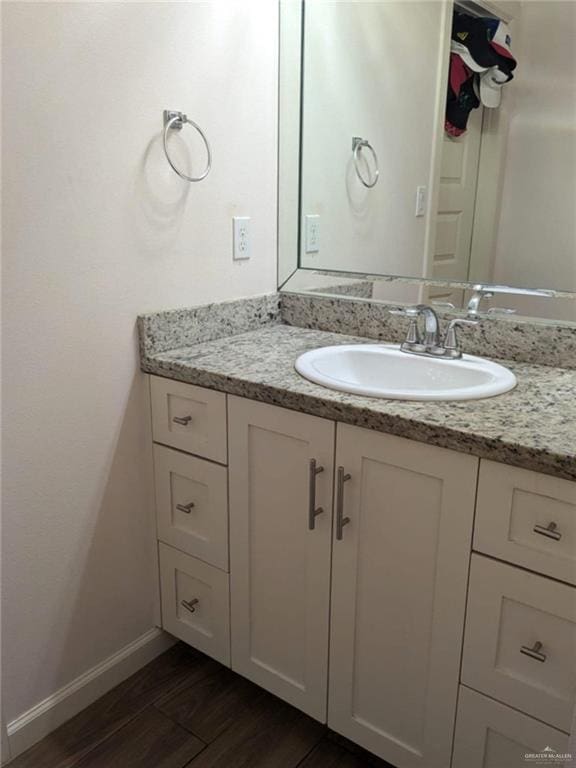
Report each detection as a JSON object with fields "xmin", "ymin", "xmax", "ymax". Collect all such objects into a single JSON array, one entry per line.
[
  {"xmin": 2, "ymin": 0, "xmax": 277, "ymax": 729},
  {"xmin": 300, "ymin": 0, "xmax": 448, "ymax": 277},
  {"xmin": 492, "ymin": 1, "xmax": 576, "ymax": 300}
]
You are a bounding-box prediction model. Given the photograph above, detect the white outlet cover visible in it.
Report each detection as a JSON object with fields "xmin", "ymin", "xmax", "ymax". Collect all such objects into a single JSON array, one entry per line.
[
  {"xmin": 233, "ymin": 216, "xmax": 250, "ymax": 261},
  {"xmin": 305, "ymin": 214, "xmax": 320, "ymax": 253},
  {"xmin": 415, "ymin": 186, "xmax": 427, "ymax": 217}
]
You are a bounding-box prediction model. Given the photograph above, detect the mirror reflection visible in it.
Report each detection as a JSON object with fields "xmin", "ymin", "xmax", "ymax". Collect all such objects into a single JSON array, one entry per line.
[{"xmin": 280, "ymin": 0, "xmax": 576, "ymax": 321}]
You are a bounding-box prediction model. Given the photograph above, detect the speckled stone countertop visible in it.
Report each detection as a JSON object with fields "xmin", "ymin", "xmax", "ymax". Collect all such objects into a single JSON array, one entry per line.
[{"xmin": 141, "ymin": 324, "xmax": 576, "ymax": 481}]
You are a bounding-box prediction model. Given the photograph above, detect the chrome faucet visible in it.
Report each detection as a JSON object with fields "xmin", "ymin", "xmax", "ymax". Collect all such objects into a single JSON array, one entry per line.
[
  {"xmin": 390, "ymin": 304, "xmax": 478, "ymax": 359},
  {"xmin": 466, "ymin": 285, "xmax": 518, "ymax": 318},
  {"xmin": 466, "ymin": 288, "xmax": 493, "ymax": 317}
]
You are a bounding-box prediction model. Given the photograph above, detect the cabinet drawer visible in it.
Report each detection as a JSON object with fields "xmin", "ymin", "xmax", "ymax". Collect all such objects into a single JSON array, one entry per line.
[
  {"xmin": 150, "ymin": 376, "xmax": 227, "ymax": 464},
  {"xmin": 475, "ymin": 460, "xmax": 576, "ymax": 584},
  {"xmin": 452, "ymin": 686, "xmax": 569, "ymax": 768},
  {"xmin": 159, "ymin": 543, "xmax": 230, "ymax": 666},
  {"xmin": 154, "ymin": 444, "xmax": 228, "ymax": 571},
  {"xmin": 462, "ymin": 554, "xmax": 576, "ymax": 732}
]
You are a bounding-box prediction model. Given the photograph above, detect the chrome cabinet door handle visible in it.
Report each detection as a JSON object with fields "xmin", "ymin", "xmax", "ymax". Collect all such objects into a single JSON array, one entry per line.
[
  {"xmin": 520, "ymin": 641, "xmax": 547, "ymax": 663},
  {"xmin": 336, "ymin": 466, "xmax": 351, "ymax": 541},
  {"xmin": 173, "ymin": 415, "xmax": 192, "ymax": 426},
  {"xmin": 308, "ymin": 459, "xmax": 325, "ymax": 530},
  {"xmin": 181, "ymin": 598, "xmax": 199, "ymax": 614},
  {"xmin": 533, "ymin": 522, "xmax": 562, "ymax": 541},
  {"xmin": 176, "ymin": 502, "xmax": 195, "ymax": 514}
]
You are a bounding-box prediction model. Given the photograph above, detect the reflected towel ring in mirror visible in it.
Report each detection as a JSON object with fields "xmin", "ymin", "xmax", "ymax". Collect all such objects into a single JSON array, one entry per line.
[
  {"xmin": 352, "ymin": 137, "xmax": 379, "ymax": 188},
  {"xmin": 162, "ymin": 110, "xmax": 212, "ymax": 182}
]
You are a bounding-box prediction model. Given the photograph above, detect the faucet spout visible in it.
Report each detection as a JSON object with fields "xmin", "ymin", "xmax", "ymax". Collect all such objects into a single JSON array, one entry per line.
[
  {"xmin": 415, "ymin": 305, "xmax": 440, "ymax": 347},
  {"xmin": 467, "ymin": 286, "xmax": 494, "ymax": 317}
]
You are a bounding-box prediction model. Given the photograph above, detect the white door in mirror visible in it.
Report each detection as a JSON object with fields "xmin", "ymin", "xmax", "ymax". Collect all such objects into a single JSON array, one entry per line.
[{"xmin": 295, "ymin": 344, "xmax": 517, "ymax": 401}]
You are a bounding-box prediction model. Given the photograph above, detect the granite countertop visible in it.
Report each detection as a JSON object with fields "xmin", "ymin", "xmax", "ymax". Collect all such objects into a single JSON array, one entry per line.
[{"xmin": 141, "ymin": 324, "xmax": 576, "ymax": 481}]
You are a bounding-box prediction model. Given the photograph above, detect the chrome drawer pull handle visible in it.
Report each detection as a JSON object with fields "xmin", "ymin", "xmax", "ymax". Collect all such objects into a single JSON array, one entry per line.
[
  {"xmin": 308, "ymin": 459, "xmax": 325, "ymax": 530},
  {"xmin": 172, "ymin": 415, "xmax": 193, "ymax": 426},
  {"xmin": 181, "ymin": 598, "xmax": 199, "ymax": 614},
  {"xmin": 176, "ymin": 502, "xmax": 195, "ymax": 514},
  {"xmin": 533, "ymin": 522, "xmax": 561, "ymax": 541},
  {"xmin": 520, "ymin": 641, "xmax": 547, "ymax": 663},
  {"xmin": 336, "ymin": 466, "xmax": 351, "ymax": 541}
]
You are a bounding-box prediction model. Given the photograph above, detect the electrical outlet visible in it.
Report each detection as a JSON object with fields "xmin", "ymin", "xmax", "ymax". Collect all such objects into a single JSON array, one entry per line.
[
  {"xmin": 305, "ymin": 214, "xmax": 320, "ymax": 253},
  {"xmin": 233, "ymin": 216, "xmax": 251, "ymax": 260},
  {"xmin": 415, "ymin": 186, "xmax": 427, "ymax": 217}
]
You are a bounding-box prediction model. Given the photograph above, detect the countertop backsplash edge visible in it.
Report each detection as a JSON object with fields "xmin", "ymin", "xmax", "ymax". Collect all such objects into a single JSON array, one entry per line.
[{"xmin": 279, "ymin": 293, "xmax": 576, "ymax": 370}]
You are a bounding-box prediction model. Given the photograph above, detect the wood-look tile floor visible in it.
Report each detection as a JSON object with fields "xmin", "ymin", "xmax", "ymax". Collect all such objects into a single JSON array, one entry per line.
[{"xmin": 7, "ymin": 643, "xmax": 394, "ymax": 768}]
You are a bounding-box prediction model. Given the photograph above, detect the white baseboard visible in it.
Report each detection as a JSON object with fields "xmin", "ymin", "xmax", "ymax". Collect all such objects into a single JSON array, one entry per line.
[{"xmin": 6, "ymin": 627, "xmax": 176, "ymax": 761}]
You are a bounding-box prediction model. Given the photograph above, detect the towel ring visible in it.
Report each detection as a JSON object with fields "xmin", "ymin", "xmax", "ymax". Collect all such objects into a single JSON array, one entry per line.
[
  {"xmin": 163, "ymin": 110, "xmax": 212, "ymax": 183},
  {"xmin": 352, "ymin": 137, "xmax": 379, "ymax": 188}
]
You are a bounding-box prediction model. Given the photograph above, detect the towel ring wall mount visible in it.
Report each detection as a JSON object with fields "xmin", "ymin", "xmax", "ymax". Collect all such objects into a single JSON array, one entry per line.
[
  {"xmin": 163, "ymin": 110, "xmax": 212, "ymax": 183},
  {"xmin": 352, "ymin": 137, "xmax": 379, "ymax": 188}
]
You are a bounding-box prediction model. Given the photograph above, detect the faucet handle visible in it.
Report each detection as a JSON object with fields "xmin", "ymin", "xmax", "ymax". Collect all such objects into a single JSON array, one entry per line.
[
  {"xmin": 443, "ymin": 318, "xmax": 479, "ymax": 353},
  {"xmin": 487, "ymin": 307, "xmax": 517, "ymax": 316},
  {"xmin": 389, "ymin": 307, "xmax": 421, "ymax": 318},
  {"xmin": 389, "ymin": 308, "xmax": 421, "ymax": 345}
]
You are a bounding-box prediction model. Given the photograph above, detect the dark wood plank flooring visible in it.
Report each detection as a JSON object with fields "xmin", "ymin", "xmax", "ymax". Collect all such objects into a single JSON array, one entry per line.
[{"xmin": 7, "ymin": 643, "xmax": 393, "ymax": 768}]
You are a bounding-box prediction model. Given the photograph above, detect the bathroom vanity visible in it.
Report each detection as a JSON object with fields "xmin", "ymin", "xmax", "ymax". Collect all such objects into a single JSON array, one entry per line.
[{"xmin": 139, "ymin": 295, "xmax": 576, "ymax": 768}]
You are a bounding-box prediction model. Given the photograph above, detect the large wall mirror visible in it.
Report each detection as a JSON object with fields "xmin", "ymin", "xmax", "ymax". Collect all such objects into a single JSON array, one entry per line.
[{"xmin": 278, "ymin": 0, "xmax": 576, "ymax": 322}]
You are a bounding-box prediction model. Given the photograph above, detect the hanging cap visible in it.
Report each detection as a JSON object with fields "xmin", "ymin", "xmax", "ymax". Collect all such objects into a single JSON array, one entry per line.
[
  {"xmin": 451, "ymin": 13, "xmax": 495, "ymax": 71},
  {"xmin": 451, "ymin": 40, "xmax": 489, "ymax": 72},
  {"xmin": 451, "ymin": 14, "xmax": 517, "ymax": 76},
  {"xmin": 484, "ymin": 18, "xmax": 516, "ymax": 66},
  {"xmin": 479, "ymin": 66, "xmax": 513, "ymax": 107}
]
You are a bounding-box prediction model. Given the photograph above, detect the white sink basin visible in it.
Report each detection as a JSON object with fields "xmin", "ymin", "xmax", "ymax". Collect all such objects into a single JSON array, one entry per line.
[{"xmin": 295, "ymin": 344, "xmax": 517, "ymax": 401}]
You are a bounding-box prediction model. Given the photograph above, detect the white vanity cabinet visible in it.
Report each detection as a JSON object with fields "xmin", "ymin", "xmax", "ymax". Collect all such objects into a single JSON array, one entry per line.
[
  {"xmin": 454, "ymin": 463, "xmax": 576, "ymax": 765},
  {"xmin": 147, "ymin": 375, "xmax": 576, "ymax": 768},
  {"xmin": 328, "ymin": 424, "xmax": 477, "ymax": 768},
  {"xmin": 462, "ymin": 555, "xmax": 576, "ymax": 733},
  {"xmin": 227, "ymin": 396, "xmax": 335, "ymax": 720},
  {"xmin": 151, "ymin": 376, "xmax": 231, "ymax": 667},
  {"xmin": 452, "ymin": 686, "xmax": 570, "ymax": 768},
  {"xmin": 474, "ymin": 460, "xmax": 576, "ymax": 585},
  {"xmin": 227, "ymin": 403, "xmax": 477, "ymax": 768}
]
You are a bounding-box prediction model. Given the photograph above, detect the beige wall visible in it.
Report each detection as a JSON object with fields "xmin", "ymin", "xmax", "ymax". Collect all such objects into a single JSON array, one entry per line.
[
  {"xmin": 493, "ymin": 0, "xmax": 576, "ymax": 302},
  {"xmin": 300, "ymin": 0, "xmax": 448, "ymax": 277},
  {"xmin": 2, "ymin": 0, "xmax": 278, "ymax": 725}
]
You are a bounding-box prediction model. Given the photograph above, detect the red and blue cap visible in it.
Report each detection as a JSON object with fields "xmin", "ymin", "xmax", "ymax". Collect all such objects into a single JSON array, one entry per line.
[{"xmin": 451, "ymin": 13, "xmax": 516, "ymax": 76}]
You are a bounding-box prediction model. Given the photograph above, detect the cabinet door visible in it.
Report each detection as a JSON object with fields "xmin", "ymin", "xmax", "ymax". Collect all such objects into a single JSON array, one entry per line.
[
  {"xmin": 228, "ymin": 396, "xmax": 335, "ymax": 721},
  {"xmin": 452, "ymin": 686, "xmax": 569, "ymax": 768},
  {"xmin": 329, "ymin": 424, "xmax": 478, "ymax": 768}
]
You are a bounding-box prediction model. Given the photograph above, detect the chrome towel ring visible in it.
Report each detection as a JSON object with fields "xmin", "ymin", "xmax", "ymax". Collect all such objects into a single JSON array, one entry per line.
[
  {"xmin": 163, "ymin": 110, "xmax": 212, "ymax": 182},
  {"xmin": 352, "ymin": 136, "xmax": 379, "ymax": 188}
]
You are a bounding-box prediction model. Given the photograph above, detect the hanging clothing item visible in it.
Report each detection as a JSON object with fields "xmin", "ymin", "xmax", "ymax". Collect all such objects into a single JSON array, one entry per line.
[
  {"xmin": 479, "ymin": 65, "xmax": 514, "ymax": 108},
  {"xmin": 445, "ymin": 53, "xmax": 480, "ymax": 136},
  {"xmin": 451, "ymin": 13, "xmax": 498, "ymax": 71},
  {"xmin": 483, "ymin": 18, "xmax": 516, "ymax": 73},
  {"xmin": 451, "ymin": 13, "xmax": 517, "ymax": 75},
  {"xmin": 446, "ymin": 12, "xmax": 517, "ymax": 130}
]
